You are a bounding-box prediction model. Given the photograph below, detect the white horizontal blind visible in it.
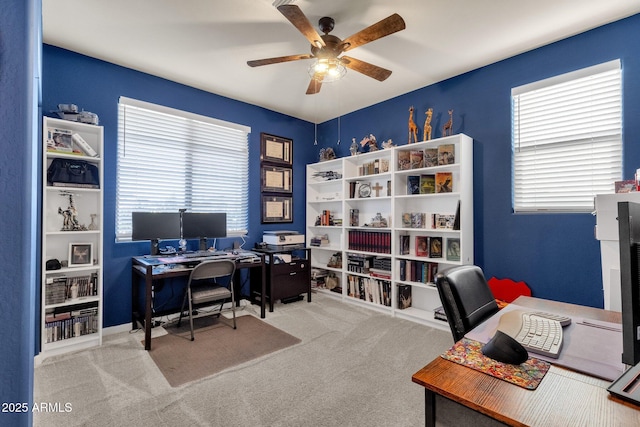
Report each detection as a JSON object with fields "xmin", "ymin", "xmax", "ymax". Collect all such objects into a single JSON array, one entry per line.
[
  {"xmin": 116, "ymin": 97, "xmax": 250, "ymax": 241},
  {"xmin": 512, "ymin": 60, "xmax": 622, "ymax": 212}
]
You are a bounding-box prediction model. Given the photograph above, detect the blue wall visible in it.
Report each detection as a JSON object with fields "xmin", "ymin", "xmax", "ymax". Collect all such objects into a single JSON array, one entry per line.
[
  {"xmin": 40, "ymin": 14, "xmax": 640, "ymax": 336},
  {"xmin": 1, "ymin": 0, "xmax": 40, "ymax": 425},
  {"xmin": 316, "ymin": 14, "xmax": 640, "ymax": 308}
]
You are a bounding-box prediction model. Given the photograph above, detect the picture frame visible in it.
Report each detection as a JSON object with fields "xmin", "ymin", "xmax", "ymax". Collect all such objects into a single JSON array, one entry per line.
[
  {"xmin": 260, "ymin": 133, "xmax": 293, "ymax": 166},
  {"xmin": 261, "ymin": 165, "xmax": 293, "ymax": 193},
  {"xmin": 261, "ymin": 195, "xmax": 293, "ymax": 223},
  {"xmin": 68, "ymin": 243, "xmax": 93, "ymax": 267}
]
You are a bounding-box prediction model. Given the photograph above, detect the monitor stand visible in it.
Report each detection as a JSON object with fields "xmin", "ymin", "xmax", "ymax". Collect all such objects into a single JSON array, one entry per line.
[
  {"xmin": 150, "ymin": 239, "xmax": 160, "ymax": 256},
  {"xmin": 199, "ymin": 237, "xmax": 208, "ymax": 252}
]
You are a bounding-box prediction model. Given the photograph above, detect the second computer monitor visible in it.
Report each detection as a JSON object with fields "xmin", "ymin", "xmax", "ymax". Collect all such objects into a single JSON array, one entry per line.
[{"xmin": 182, "ymin": 212, "xmax": 227, "ymax": 250}]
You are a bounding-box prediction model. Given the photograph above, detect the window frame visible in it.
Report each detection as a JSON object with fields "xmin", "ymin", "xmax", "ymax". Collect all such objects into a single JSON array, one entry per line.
[
  {"xmin": 115, "ymin": 97, "xmax": 250, "ymax": 242},
  {"xmin": 511, "ymin": 60, "xmax": 622, "ymax": 213}
]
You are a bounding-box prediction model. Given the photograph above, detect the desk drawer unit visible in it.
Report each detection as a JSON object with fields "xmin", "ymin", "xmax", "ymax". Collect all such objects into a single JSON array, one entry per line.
[{"xmin": 270, "ymin": 260, "xmax": 309, "ymax": 300}]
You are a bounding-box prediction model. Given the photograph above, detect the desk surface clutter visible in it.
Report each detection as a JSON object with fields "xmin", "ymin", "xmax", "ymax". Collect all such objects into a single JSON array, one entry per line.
[{"xmin": 413, "ymin": 296, "xmax": 640, "ymax": 427}]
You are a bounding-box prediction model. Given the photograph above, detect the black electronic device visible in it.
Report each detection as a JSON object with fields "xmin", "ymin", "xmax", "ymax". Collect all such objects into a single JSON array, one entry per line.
[
  {"xmin": 182, "ymin": 212, "xmax": 227, "ymax": 251},
  {"xmin": 482, "ymin": 330, "xmax": 529, "ymax": 365},
  {"xmin": 617, "ymin": 201, "xmax": 640, "ymax": 367},
  {"xmin": 132, "ymin": 212, "xmax": 181, "ymax": 255}
]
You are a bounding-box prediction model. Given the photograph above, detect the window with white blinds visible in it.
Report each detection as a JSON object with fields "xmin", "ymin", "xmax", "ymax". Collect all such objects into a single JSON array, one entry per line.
[
  {"xmin": 116, "ymin": 97, "xmax": 250, "ymax": 241},
  {"xmin": 512, "ymin": 60, "xmax": 622, "ymax": 212}
]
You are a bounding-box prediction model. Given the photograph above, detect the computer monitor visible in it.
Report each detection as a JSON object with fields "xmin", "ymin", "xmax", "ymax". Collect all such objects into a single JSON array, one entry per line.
[
  {"xmin": 617, "ymin": 201, "xmax": 640, "ymax": 367},
  {"xmin": 131, "ymin": 212, "xmax": 181, "ymax": 255},
  {"xmin": 182, "ymin": 212, "xmax": 227, "ymax": 251}
]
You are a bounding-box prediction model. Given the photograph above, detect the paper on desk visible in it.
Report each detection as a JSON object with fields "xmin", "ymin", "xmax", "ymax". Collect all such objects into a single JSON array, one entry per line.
[{"xmin": 465, "ymin": 303, "xmax": 625, "ymax": 381}]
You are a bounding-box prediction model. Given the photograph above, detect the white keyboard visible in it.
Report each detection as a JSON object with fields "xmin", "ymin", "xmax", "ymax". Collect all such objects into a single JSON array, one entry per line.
[{"xmin": 497, "ymin": 310, "xmax": 568, "ymax": 359}]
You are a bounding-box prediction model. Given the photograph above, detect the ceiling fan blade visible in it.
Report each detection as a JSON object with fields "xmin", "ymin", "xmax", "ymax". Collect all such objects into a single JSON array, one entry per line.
[
  {"xmin": 341, "ymin": 56, "xmax": 392, "ymax": 81},
  {"xmin": 306, "ymin": 74, "xmax": 323, "ymax": 95},
  {"xmin": 278, "ymin": 5, "xmax": 326, "ymax": 48},
  {"xmin": 342, "ymin": 13, "xmax": 406, "ymax": 52},
  {"xmin": 247, "ymin": 54, "xmax": 314, "ymax": 67}
]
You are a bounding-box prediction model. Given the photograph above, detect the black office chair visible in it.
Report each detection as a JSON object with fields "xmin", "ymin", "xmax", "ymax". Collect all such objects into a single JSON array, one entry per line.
[
  {"xmin": 178, "ymin": 259, "xmax": 236, "ymax": 341},
  {"xmin": 435, "ymin": 265, "xmax": 499, "ymax": 342}
]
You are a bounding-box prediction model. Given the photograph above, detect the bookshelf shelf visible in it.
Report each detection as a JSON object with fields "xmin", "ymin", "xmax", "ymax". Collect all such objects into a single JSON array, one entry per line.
[
  {"xmin": 306, "ymin": 134, "xmax": 473, "ymax": 329},
  {"xmin": 40, "ymin": 116, "xmax": 104, "ymax": 359}
]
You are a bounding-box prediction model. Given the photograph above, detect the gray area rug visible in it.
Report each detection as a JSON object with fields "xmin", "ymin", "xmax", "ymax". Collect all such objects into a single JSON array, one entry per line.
[
  {"xmin": 149, "ymin": 314, "xmax": 301, "ymax": 387},
  {"xmin": 34, "ymin": 293, "xmax": 504, "ymax": 426}
]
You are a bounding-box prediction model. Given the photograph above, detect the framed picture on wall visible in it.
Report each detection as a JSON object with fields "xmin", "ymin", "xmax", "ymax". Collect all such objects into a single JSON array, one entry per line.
[
  {"xmin": 68, "ymin": 243, "xmax": 93, "ymax": 267},
  {"xmin": 260, "ymin": 133, "xmax": 292, "ymax": 166},
  {"xmin": 261, "ymin": 195, "xmax": 293, "ymax": 223},
  {"xmin": 261, "ymin": 165, "xmax": 293, "ymax": 193}
]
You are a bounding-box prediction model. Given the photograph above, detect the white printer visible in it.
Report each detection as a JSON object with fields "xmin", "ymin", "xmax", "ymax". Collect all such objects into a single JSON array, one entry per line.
[{"xmin": 263, "ymin": 230, "xmax": 305, "ymax": 246}]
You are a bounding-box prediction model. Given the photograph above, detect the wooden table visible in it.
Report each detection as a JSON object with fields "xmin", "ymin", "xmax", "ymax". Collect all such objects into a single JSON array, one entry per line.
[
  {"xmin": 412, "ymin": 296, "xmax": 640, "ymax": 426},
  {"xmin": 131, "ymin": 251, "xmax": 265, "ymax": 350}
]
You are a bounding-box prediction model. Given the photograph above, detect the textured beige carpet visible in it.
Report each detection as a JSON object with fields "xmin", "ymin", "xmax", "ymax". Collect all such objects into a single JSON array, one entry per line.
[{"xmin": 148, "ymin": 314, "xmax": 301, "ymax": 387}]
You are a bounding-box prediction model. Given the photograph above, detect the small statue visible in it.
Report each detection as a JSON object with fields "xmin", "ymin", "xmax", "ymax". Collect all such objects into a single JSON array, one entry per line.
[
  {"xmin": 58, "ymin": 193, "xmax": 85, "ymax": 231},
  {"xmin": 324, "ymin": 147, "xmax": 336, "ymax": 160},
  {"xmin": 408, "ymin": 106, "xmax": 419, "ymax": 144},
  {"xmin": 381, "ymin": 139, "xmax": 395, "ymax": 149},
  {"xmin": 319, "ymin": 148, "xmax": 326, "ymax": 162},
  {"xmin": 350, "ymin": 138, "xmax": 359, "ymax": 156},
  {"xmin": 423, "ymin": 108, "xmax": 433, "ymax": 141},
  {"xmin": 442, "ymin": 109, "xmax": 453, "ymax": 137},
  {"xmin": 360, "ymin": 134, "xmax": 378, "ymax": 152}
]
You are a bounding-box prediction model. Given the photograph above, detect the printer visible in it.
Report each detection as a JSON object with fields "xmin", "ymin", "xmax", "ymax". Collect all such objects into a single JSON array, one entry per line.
[{"xmin": 263, "ymin": 230, "xmax": 305, "ymax": 246}]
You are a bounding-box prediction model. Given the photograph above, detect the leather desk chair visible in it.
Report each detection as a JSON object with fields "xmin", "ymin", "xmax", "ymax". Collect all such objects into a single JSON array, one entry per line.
[{"xmin": 435, "ymin": 265, "xmax": 499, "ymax": 342}]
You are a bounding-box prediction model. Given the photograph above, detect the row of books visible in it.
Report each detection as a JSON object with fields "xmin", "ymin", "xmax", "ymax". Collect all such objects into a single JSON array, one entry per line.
[
  {"xmin": 397, "ymin": 143, "xmax": 455, "ymax": 170},
  {"xmin": 346, "ymin": 274, "xmax": 392, "ymax": 307},
  {"xmin": 347, "ymin": 230, "xmax": 392, "ymax": 254},
  {"xmin": 358, "ymin": 158, "xmax": 390, "ymax": 176},
  {"xmin": 399, "ymin": 259, "xmax": 439, "ymax": 284},
  {"xmin": 407, "ymin": 172, "xmax": 453, "ymax": 195},
  {"xmin": 44, "ymin": 307, "xmax": 99, "ymax": 343},
  {"xmin": 400, "ymin": 212, "xmax": 456, "ymax": 229},
  {"xmin": 45, "ymin": 273, "xmax": 98, "ymax": 305},
  {"xmin": 46, "ymin": 127, "xmax": 98, "ymax": 157}
]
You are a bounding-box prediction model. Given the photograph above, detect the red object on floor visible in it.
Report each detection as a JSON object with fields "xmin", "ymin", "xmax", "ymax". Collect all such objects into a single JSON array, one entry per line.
[{"xmin": 488, "ymin": 277, "xmax": 532, "ymax": 304}]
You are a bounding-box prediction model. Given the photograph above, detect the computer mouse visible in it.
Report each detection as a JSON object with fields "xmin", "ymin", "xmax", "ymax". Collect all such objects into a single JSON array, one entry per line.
[{"xmin": 481, "ymin": 330, "xmax": 529, "ymax": 365}]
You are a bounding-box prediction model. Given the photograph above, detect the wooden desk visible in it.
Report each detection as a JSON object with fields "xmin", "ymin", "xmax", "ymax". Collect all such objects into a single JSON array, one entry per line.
[
  {"xmin": 131, "ymin": 252, "xmax": 265, "ymax": 350},
  {"xmin": 412, "ymin": 296, "xmax": 640, "ymax": 426}
]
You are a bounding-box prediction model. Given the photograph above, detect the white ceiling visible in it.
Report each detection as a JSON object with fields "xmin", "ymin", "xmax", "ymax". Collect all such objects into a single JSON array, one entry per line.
[{"xmin": 42, "ymin": 0, "xmax": 640, "ymax": 123}]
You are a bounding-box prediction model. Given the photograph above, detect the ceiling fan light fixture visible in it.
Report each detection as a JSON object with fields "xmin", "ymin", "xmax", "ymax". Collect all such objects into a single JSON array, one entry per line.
[{"xmin": 308, "ymin": 58, "xmax": 346, "ymax": 82}]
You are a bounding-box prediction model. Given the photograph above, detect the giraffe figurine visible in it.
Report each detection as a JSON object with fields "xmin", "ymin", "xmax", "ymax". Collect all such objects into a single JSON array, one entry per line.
[
  {"xmin": 408, "ymin": 106, "xmax": 418, "ymax": 144},
  {"xmin": 423, "ymin": 108, "xmax": 433, "ymax": 141},
  {"xmin": 442, "ymin": 109, "xmax": 453, "ymax": 136}
]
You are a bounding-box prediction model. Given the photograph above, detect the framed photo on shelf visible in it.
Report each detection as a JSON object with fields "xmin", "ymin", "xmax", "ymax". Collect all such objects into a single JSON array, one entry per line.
[
  {"xmin": 68, "ymin": 243, "xmax": 93, "ymax": 267},
  {"xmin": 261, "ymin": 165, "xmax": 293, "ymax": 193},
  {"xmin": 261, "ymin": 195, "xmax": 293, "ymax": 223},
  {"xmin": 260, "ymin": 133, "xmax": 292, "ymax": 166}
]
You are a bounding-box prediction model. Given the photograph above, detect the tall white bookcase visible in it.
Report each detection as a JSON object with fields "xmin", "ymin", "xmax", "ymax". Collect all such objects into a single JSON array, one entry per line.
[
  {"xmin": 306, "ymin": 134, "xmax": 473, "ymax": 329},
  {"xmin": 40, "ymin": 116, "xmax": 103, "ymax": 358}
]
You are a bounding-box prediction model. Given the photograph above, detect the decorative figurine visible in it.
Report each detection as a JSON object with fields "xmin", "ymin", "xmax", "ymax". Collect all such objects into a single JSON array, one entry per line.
[
  {"xmin": 408, "ymin": 106, "xmax": 419, "ymax": 144},
  {"xmin": 381, "ymin": 139, "xmax": 395, "ymax": 149},
  {"xmin": 423, "ymin": 108, "xmax": 433, "ymax": 141},
  {"xmin": 350, "ymin": 137, "xmax": 359, "ymax": 156},
  {"xmin": 442, "ymin": 109, "xmax": 453, "ymax": 137},
  {"xmin": 321, "ymin": 147, "xmax": 336, "ymax": 161},
  {"xmin": 360, "ymin": 134, "xmax": 378, "ymax": 152},
  {"xmin": 58, "ymin": 192, "xmax": 86, "ymax": 231}
]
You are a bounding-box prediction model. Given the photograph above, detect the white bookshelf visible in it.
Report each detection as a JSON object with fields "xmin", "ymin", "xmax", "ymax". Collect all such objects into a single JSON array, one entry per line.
[
  {"xmin": 306, "ymin": 134, "xmax": 473, "ymax": 330},
  {"xmin": 40, "ymin": 116, "xmax": 104, "ymax": 358}
]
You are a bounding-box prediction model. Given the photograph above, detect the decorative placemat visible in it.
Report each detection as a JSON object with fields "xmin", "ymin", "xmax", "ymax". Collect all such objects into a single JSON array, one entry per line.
[{"xmin": 441, "ymin": 337, "xmax": 551, "ymax": 390}]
